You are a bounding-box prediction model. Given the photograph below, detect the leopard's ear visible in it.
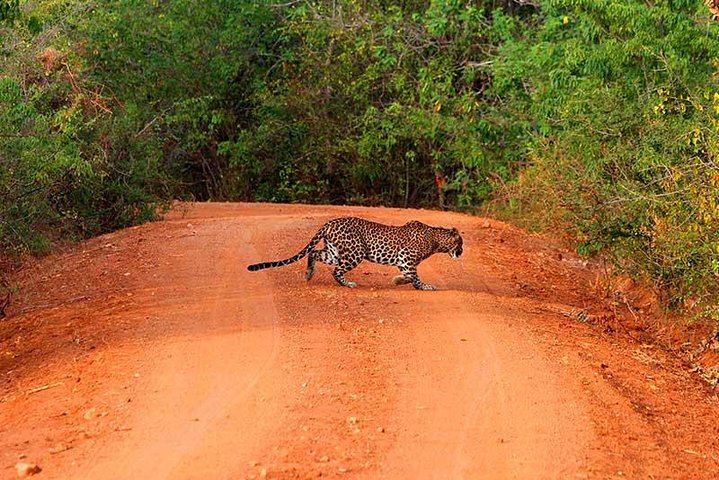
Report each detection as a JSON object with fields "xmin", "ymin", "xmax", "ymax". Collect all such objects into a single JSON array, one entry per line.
[{"xmin": 450, "ymin": 227, "xmax": 459, "ymax": 235}]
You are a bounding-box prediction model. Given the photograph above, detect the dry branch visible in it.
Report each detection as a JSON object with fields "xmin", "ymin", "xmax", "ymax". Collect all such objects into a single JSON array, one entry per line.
[{"xmin": 26, "ymin": 381, "xmax": 64, "ymax": 395}]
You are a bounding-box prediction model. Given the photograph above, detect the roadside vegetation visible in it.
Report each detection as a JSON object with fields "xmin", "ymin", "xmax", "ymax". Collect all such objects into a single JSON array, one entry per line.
[{"xmin": 2, "ymin": 0, "xmax": 719, "ymax": 331}]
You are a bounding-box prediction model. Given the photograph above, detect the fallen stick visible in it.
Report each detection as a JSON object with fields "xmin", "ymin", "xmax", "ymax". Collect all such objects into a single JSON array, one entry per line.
[{"xmin": 26, "ymin": 381, "xmax": 64, "ymax": 395}]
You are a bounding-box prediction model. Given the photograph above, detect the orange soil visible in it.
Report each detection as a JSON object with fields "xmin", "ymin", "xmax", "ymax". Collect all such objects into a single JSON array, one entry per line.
[{"xmin": 1, "ymin": 202, "xmax": 718, "ymax": 479}]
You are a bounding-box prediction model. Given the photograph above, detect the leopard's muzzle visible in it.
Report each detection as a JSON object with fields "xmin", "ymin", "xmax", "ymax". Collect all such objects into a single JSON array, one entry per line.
[{"xmin": 450, "ymin": 242, "xmax": 463, "ymax": 259}]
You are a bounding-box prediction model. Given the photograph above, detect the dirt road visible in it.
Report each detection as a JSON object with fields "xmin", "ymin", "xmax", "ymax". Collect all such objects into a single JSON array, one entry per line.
[{"xmin": 1, "ymin": 203, "xmax": 718, "ymax": 479}]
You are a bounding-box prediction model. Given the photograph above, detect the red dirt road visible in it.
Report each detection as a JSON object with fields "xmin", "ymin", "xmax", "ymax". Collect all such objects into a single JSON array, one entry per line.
[{"xmin": 1, "ymin": 203, "xmax": 718, "ymax": 479}]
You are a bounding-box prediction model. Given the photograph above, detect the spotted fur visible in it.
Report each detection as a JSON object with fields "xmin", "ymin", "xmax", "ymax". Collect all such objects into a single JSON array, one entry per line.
[{"xmin": 247, "ymin": 217, "xmax": 463, "ymax": 290}]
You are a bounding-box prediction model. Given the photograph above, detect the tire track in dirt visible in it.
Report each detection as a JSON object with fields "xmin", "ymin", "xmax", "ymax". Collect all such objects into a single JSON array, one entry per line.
[
  {"xmin": 75, "ymin": 219, "xmax": 285, "ymax": 479},
  {"xmin": 374, "ymin": 289, "xmax": 591, "ymax": 479}
]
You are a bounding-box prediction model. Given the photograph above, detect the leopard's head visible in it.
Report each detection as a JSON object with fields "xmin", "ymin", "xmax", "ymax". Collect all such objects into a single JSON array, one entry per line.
[{"xmin": 438, "ymin": 227, "xmax": 463, "ymax": 259}]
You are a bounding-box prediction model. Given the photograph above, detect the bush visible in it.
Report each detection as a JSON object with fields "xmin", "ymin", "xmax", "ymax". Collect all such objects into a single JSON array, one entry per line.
[
  {"xmin": 493, "ymin": 0, "xmax": 719, "ymax": 310},
  {"xmin": 0, "ymin": 1, "xmax": 170, "ymax": 253}
]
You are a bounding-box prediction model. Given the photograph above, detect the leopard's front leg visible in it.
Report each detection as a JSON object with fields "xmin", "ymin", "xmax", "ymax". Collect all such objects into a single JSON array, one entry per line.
[
  {"xmin": 397, "ymin": 265, "xmax": 435, "ymax": 291},
  {"xmin": 332, "ymin": 256, "xmax": 361, "ymax": 288}
]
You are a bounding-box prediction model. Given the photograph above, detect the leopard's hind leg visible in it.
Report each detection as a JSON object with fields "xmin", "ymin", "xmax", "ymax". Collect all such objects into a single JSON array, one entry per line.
[{"xmin": 305, "ymin": 240, "xmax": 340, "ymax": 281}]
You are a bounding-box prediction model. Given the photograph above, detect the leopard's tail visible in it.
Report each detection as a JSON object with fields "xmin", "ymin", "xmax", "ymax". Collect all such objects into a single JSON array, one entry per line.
[{"xmin": 247, "ymin": 228, "xmax": 325, "ymax": 272}]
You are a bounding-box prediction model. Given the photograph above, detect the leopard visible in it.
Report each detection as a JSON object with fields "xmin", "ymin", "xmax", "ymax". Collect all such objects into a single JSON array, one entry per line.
[{"xmin": 247, "ymin": 217, "xmax": 463, "ymax": 290}]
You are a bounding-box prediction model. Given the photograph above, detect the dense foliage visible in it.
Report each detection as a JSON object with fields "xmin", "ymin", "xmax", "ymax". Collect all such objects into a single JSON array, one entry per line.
[
  {"xmin": 2, "ymin": 0, "xmax": 719, "ymax": 315},
  {"xmin": 493, "ymin": 0, "xmax": 719, "ymax": 309}
]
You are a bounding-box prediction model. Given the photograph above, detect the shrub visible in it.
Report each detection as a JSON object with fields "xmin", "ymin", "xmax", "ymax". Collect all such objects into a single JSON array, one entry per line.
[{"xmin": 493, "ymin": 0, "xmax": 719, "ymax": 311}]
